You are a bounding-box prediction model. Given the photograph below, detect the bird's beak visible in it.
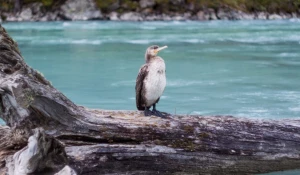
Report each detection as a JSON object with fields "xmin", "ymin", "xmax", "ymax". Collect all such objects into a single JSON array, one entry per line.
[{"xmin": 155, "ymin": 46, "xmax": 168, "ymax": 54}]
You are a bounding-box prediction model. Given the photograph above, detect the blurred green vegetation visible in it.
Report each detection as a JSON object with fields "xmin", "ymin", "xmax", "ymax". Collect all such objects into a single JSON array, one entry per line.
[
  {"xmin": 95, "ymin": 0, "xmax": 116, "ymax": 13},
  {"xmin": 0, "ymin": 0, "xmax": 63, "ymax": 11},
  {"xmin": 0, "ymin": 0, "xmax": 13, "ymax": 11},
  {"xmin": 23, "ymin": 0, "xmax": 54, "ymax": 7},
  {"xmin": 0, "ymin": 0, "xmax": 299, "ymax": 13}
]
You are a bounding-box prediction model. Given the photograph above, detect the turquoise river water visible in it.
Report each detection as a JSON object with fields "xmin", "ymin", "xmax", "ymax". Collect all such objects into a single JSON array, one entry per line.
[{"xmin": 1, "ymin": 20, "xmax": 300, "ymax": 175}]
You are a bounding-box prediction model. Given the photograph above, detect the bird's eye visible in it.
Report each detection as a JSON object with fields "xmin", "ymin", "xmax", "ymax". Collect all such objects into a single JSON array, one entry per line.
[{"xmin": 153, "ymin": 46, "xmax": 159, "ymax": 49}]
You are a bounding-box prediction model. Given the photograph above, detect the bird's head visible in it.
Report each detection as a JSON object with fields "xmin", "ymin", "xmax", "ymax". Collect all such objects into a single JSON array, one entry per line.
[{"xmin": 145, "ymin": 45, "xmax": 168, "ymax": 63}]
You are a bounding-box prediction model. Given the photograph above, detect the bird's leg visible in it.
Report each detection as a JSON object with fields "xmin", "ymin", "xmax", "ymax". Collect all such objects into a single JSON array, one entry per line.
[
  {"xmin": 152, "ymin": 104, "xmax": 166, "ymax": 118},
  {"xmin": 144, "ymin": 107, "xmax": 153, "ymax": 116}
]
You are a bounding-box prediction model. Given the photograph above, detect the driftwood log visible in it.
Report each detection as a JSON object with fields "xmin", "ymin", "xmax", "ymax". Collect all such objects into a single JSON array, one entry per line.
[{"xmin": 1, "ymin": 24, "xmax": 300, "ymax": 175}]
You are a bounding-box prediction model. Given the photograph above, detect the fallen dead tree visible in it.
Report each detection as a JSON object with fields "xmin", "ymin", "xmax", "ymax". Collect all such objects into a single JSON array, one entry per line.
[{"xmin": 1, "ymin": 25, "xmax": 300, "ymax": 175}]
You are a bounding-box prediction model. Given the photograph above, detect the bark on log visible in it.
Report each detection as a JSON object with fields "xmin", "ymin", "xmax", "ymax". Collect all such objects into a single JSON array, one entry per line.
[{"xmin": 1, "ymin": 24, "xmax": 300, "ymax": 174}]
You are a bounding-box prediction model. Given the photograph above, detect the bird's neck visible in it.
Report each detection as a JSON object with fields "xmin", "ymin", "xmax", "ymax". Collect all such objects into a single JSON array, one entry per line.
[
  {"xmin": 145, "ymin": 54, "xmax": 152, "ymax": 63},
  {"xmin": 146, "ymin": 55, "xmax": 161, "ymax": 64}
]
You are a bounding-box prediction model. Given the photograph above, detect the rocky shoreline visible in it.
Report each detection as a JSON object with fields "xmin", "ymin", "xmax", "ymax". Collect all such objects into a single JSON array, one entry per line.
[{"xmin": 1, "ymin": 0, "xmax": 299, "ymax": 22}]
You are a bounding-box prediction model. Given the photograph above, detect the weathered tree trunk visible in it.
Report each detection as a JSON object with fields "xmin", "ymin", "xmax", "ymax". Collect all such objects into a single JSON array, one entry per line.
[{"xmin": 1, "ymin": 24, "xmax": 300, "ymax": 175}]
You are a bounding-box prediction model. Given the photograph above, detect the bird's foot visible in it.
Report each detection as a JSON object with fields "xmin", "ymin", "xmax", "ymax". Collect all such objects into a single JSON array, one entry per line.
[
  {"xmin": 144, "ymin": 108, "xmax": 153, "ymax": 116},
  {"xmin": 152, "ymin": 109, "xmax": 167, "ymax": 118}
]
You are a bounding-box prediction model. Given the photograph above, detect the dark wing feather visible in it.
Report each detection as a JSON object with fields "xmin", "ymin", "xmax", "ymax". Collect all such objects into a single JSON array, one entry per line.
[{"xmin": 135, "ymin": 64, "xmax": 148, "ymax": 110}]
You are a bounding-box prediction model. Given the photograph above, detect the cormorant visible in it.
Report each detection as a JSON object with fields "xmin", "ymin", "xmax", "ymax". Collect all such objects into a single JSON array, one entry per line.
[{"xmin": 135, "ymin": 45, "xmax": 168, "ymax": 117}]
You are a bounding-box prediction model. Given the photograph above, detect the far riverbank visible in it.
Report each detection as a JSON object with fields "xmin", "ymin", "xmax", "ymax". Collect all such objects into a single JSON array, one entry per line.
[{"xmin": 1, "ymin": 0, "xmax": 299, "ymax": 22}]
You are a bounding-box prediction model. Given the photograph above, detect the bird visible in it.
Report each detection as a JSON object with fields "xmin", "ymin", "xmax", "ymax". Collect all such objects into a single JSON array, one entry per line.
[{"xmin": 135, "ymin": 45, "xmax": 168, "ymax": 117}]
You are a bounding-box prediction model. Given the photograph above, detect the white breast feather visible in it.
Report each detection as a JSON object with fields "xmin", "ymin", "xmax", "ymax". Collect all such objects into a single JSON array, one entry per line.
[{"xmin": 144, "ymin": 59, "xmax": 166, "ymax": 107}]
